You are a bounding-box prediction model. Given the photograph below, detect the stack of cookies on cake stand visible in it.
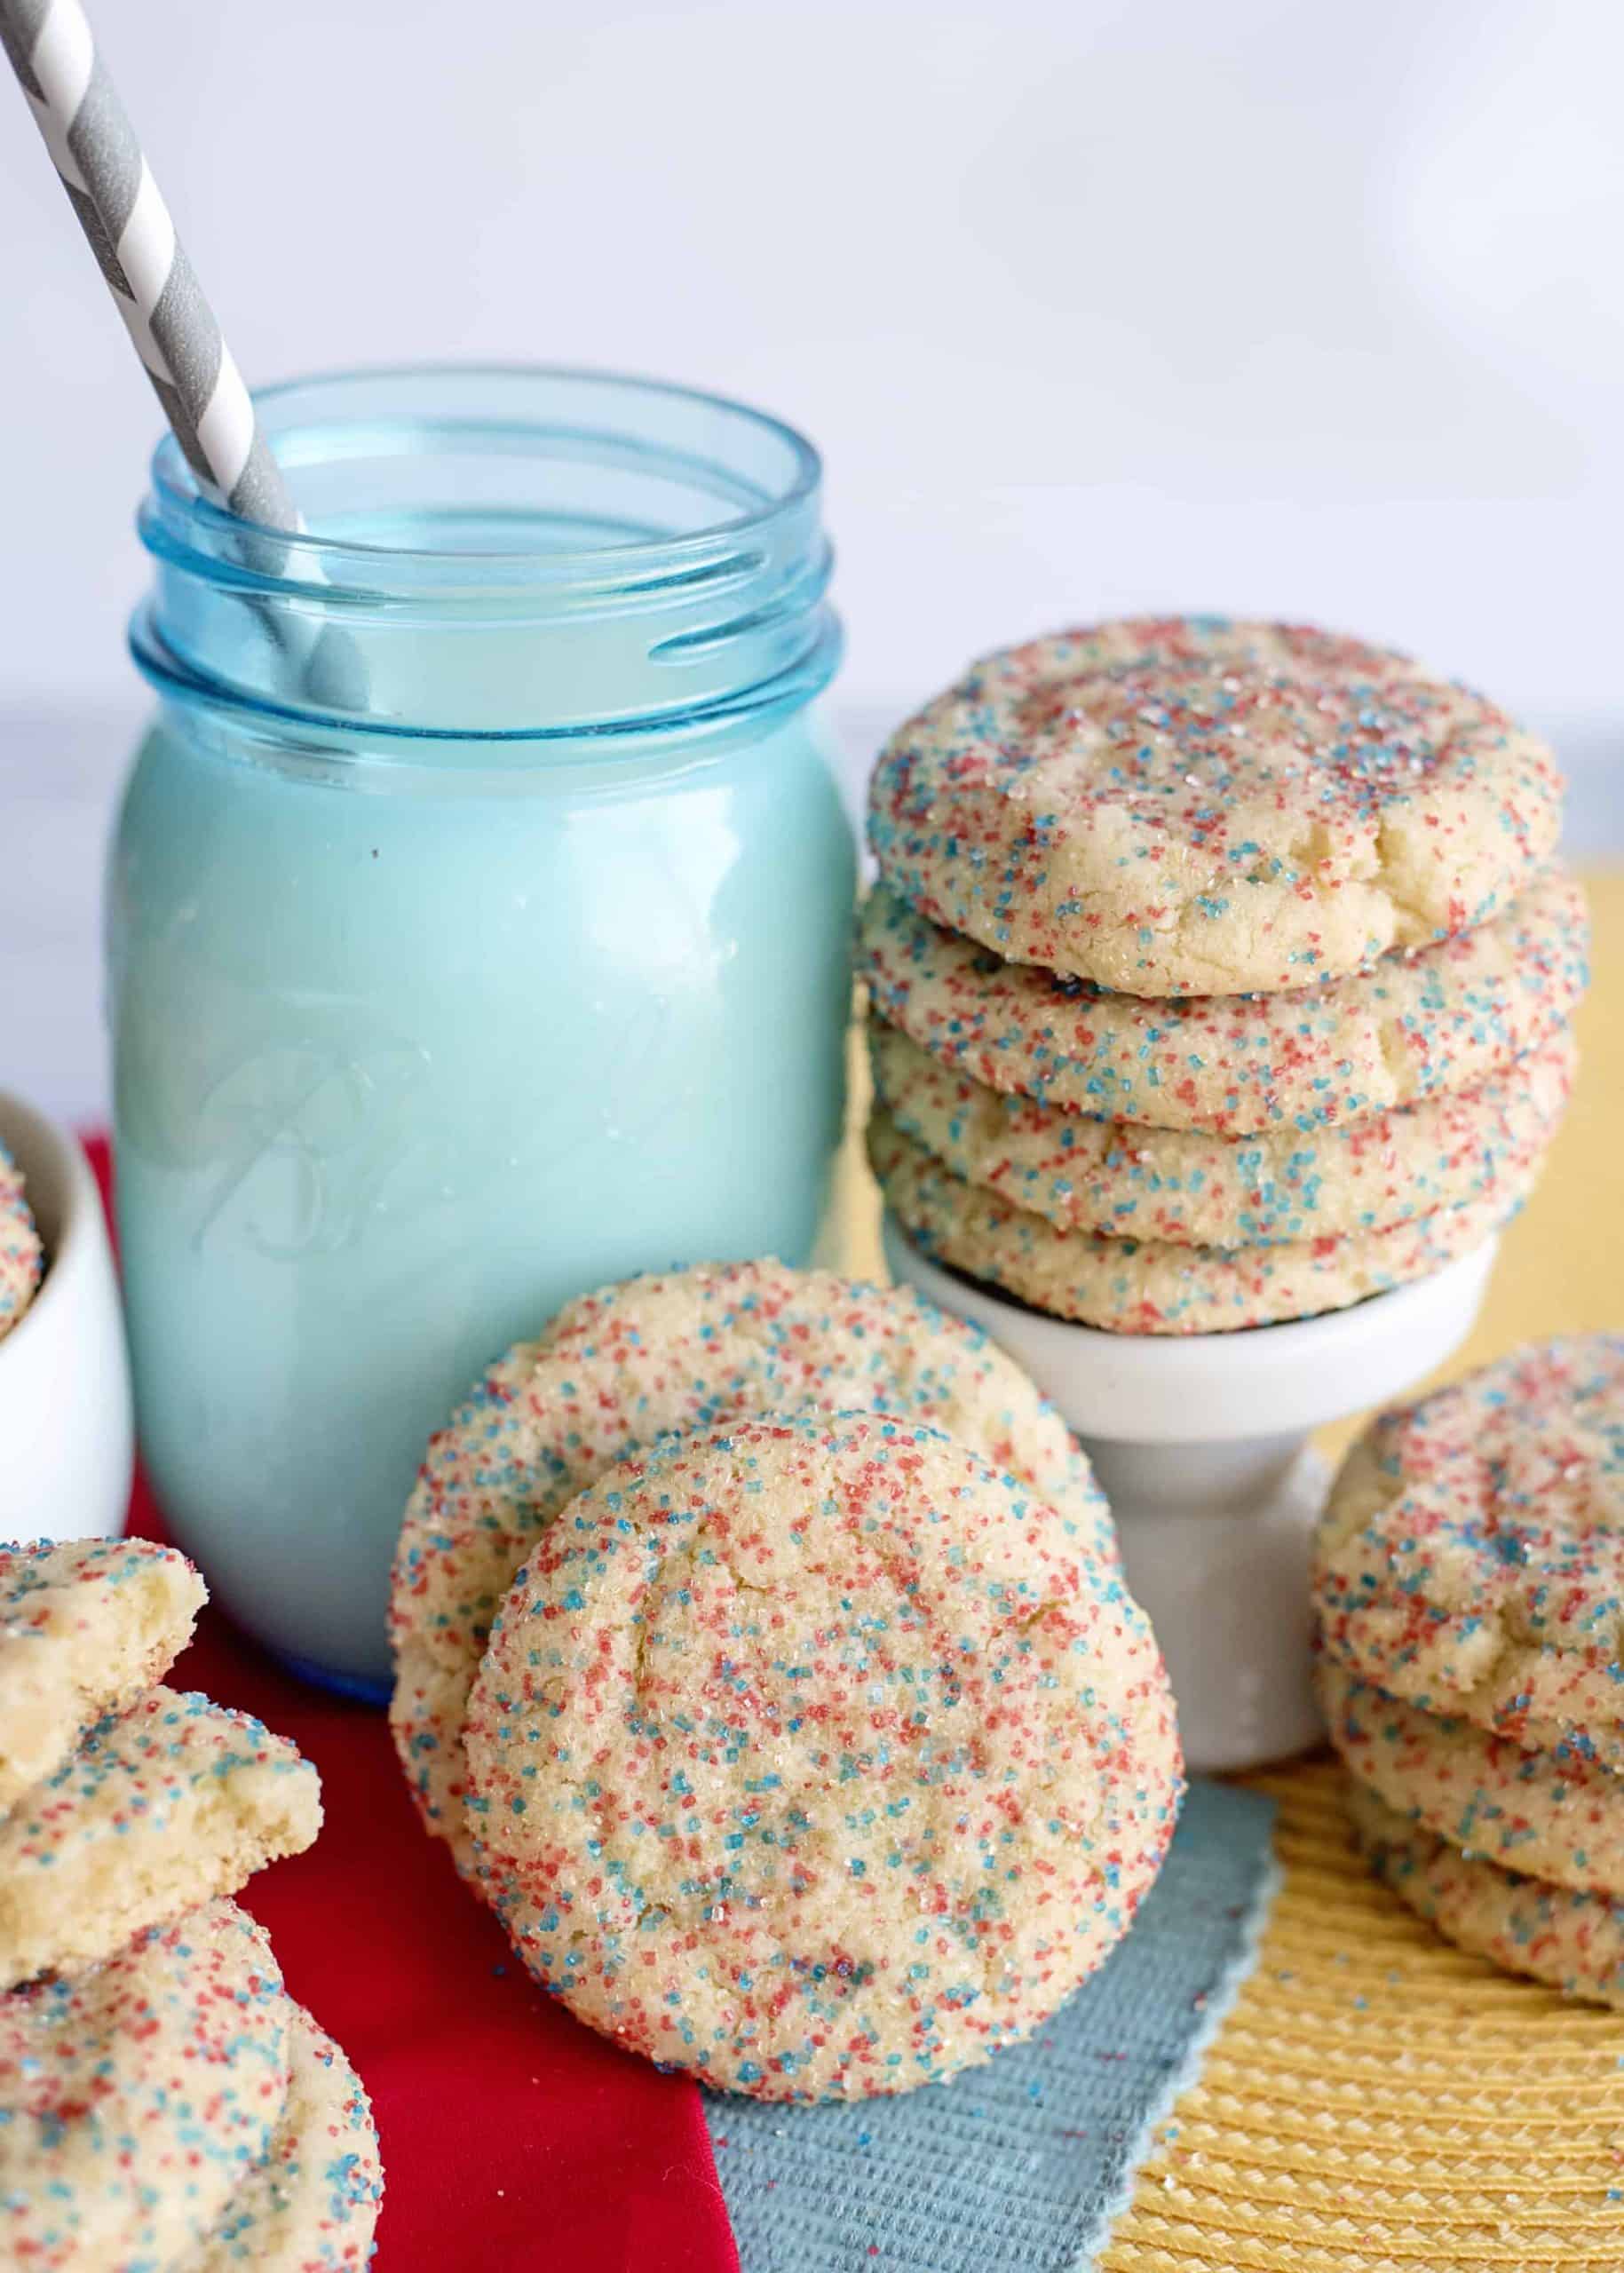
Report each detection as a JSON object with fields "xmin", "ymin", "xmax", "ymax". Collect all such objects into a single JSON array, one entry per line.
[
  {"xmin": 0, "ymin": 1536, "xmax": 384, "ymax": 2268},
  {"xmin": 1317, "ymin": 1333, "xmax": 1624, "ymax": 2008},
  {"xmin": 860, "ymin": 616, "xmax": 1588, "ymax": 1765}
]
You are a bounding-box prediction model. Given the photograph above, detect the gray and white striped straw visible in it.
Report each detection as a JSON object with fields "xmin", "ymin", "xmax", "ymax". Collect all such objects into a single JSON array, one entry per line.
[
  {"xmin": 0, "ymin": 0, "xmax": 298, "ymax": 530},
  {"xmin": 2, "ymin": 0, "xmax": 368, "ymax": 710}
]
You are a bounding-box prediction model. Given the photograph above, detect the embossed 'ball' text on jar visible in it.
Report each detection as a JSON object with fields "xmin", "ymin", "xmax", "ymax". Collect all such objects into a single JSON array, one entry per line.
[{"xmin": 107, "ymin": 368, "xmax": 855, "ymax": 1696}]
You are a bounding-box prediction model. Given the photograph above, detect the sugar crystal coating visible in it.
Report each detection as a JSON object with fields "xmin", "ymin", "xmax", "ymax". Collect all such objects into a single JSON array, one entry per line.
[
  {"xmin": 0, "ymin": 1684, "xmax": 322, "ymax": 1989},
  {"xmin": 867, "ymin": 618, "xmax": 1564, "ymax": 997},
  {"xmin": 0, "ymin": 1536, "xmax": 207, "ymax": 1813},
  {"xmin": 1317, "ymin": 1334, "xmax": 1624, "ymax": 1759},
  {"xmin": 465, "ymin": 1414, "xmax": 1182, "ymax": 2102},
  {"xmin": 0, "ymin": 1898, "xmax": 290, "ymax": 2269},
  {"xmin": 1348, "ymin": 1776, "xmax": 1624, "ymax": 2010},
  {"xmin": 870, "ymin": 1103, "xmax": 1552, "ymax": 1334},
  {"xmin": 872, "ymin": 1017, "xmax": 1574, "ymax": 1248},
  {"xmin": 857, "ymin": 870, "xmax": 1588, "ymax": 1134},
  {"xmin": 1322, "ymin": 1664, "xmax": 1624, "ymax": 1898},
  {"xmin": 390, "ymin": 1261, "xmax": 1113, "ymax": 1875},
  {"xmin": 190, "ymin": 2004, "xmax": 384, "ymax": 2271}
]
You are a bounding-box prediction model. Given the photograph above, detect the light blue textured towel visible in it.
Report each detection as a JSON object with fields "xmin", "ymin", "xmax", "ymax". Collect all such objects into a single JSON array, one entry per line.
[{"xmin": 705, "ymin": 1778, "xmax": 1279, "ymax": 2272}]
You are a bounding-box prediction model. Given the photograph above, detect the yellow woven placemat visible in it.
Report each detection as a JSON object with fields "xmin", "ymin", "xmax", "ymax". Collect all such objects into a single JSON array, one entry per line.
[
  {"xmin": 1100, "ymin": 1760, "xmax": 1624, "ymax": 2271},
  {"xmin": 836, "ymin": 871, "xmax": 1624, "ymax": 2271}
]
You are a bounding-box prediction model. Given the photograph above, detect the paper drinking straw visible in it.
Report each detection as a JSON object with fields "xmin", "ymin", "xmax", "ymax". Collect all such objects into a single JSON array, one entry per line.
[
  {"xmin": 0, "ymin": 0, "xmax": 299, "ymax": 528},
  {"xmin": 0, "ymin": 0, "xmax": 365, "ymax": 709}
]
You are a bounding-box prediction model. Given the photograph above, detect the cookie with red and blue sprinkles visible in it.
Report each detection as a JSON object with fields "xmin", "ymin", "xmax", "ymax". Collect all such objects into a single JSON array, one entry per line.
[
  {"xmin": 869, "ymin": 1104, "xmax": 1546, "ymax": 1334},
  {"xmin": 871, "ymin": 1017, "xmax": 1574, "ymax": 1247},
  {"xmin": 390, "ymin": 1261, "xmax": 1114, "ymax": 1877},
  {"xmin": 1316, "ymin": 1334, "xmax": 1624, "ymax": 1763},
  {"xmin": 867, "ymin": 617, "xmax": 1564, "ymax": 998},
  {"xmin": 191, "ymin": 2005, "xmax": 383, "ymax": 2272},
  {"xmin": 0, "ymin": 1684, "xmax": 322, "ymax": 1990},
  {"xmin": 464, "ymin": 1413, "xmax": 1182, "ymax": 2102},
  {"xmin": 1321, "ymin": 1663, "xmax": 1624, "ymax": 1899},
  {"xmin": 0, "ymin": 1897, "xmax": 291, "ymax": 2269},
  {"xmin": 0, "ymin": 1535, "xmax": 207, "ymax": 1814},
  {"xmin": 856, "ymin": 868, "xmax": 1588, "ymax": 1135},
  {"xmin": 0, "ymin": 1143, "xmax": 41, "ymax": 1345},
  {"xmin": 1347, "ymin": 1774, "xmax": 1624, "ymax": 2009}
]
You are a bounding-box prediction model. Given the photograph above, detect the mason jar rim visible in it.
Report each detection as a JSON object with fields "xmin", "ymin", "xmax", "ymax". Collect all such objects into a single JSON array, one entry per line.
[{"xmin": 145, "ymin": 361, "xmax": 824, "ymax": 586}]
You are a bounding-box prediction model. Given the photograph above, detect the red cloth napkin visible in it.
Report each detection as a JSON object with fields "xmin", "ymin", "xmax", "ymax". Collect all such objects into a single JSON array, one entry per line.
[{"xmin": 92, "ymin": 1144, "xmax": 738, "ymax": 2273}]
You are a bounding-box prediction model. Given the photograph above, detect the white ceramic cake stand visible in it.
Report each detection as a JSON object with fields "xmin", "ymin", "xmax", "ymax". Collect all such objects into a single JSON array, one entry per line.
[{"xmin": 882, "ymin": 1214, "xmax": 1497, "ymax": 1773}]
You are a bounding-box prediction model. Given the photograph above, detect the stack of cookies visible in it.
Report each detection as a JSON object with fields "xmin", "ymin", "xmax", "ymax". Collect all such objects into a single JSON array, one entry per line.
[
  {"xmin": 0, "ymin": 1144, "xmax": 42, "ymax": 1346},
  {"xmin": 861, "ymin": 616, "xmax": 1586, "ymax": 1333},
  {"xmin": 0, "ymin": 1534, "xmax": 384, "ymax": 2266},
  {"xmin": 1315, "ymin": 1334, "xmax": 1624, "ymax": 2008},
  {"xmin": 391, "ymin": 1259, "xmax": 1183, "ymax": 2102}
]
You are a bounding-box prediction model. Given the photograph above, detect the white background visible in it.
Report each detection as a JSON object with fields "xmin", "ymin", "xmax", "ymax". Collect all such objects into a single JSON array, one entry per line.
[{"xmin": 2, "ymin": 0, "xmax": 1620, "ymax": 1117}]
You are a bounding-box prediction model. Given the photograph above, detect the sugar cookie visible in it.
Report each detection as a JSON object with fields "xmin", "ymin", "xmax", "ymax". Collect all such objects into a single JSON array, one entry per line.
[
  {"xmin": 867, "ymin": 617, "xmax": 1563, "ymax": 995},
  {"xmin": 0, "ymin": 1686, "xmax": 322, "ymax": 1990},
  {"xmin": 871, "ymin": 1018, "xmax": 1573, "ymax": 1247},
  {"xmin": 0, "ymin": 1899, "xmax": 290, "ymax": 2267},
  {"xmin": 870, "ymin": 1106, "xmax": 1536, "ymax": 1334},
  {"xmin": 466, "ymin": 1414, "xmax": 1181, "ymax": 2101},
  {"xmin": 391, "ymin": 1262, "xmax": 1111, "ymax": 1873},
  {"xmin": 857, "ymin": 871, "xmax": 1588, "ymax": 1134},
  {"xmin": 1321, "ymin": 1664, "xmax": 1624, "ymax": 1897},
  {"xmin": 0, "ymin": 1536, "xmax": 206, "ymax": 1813},
  {"xmin": 191, "ymin": 2006, "xmax": 383, "ymax": 2271},
  {"xmin": 0, "ymin": 1144, "xmax": 42, "ymax": 1344},
  {"xmin": 1348, "ymin": 1776, "xmax": 1624, "ymax": 2010},
  {"xmin": 1317, "ymin": 1334, "xmax": 1624, "ymax": 1762}
]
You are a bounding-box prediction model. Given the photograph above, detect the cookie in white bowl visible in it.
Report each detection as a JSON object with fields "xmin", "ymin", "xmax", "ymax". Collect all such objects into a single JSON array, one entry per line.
[{"xmin": 0, "ymin": 1143, "xmax": 42, "ymax": 1347}]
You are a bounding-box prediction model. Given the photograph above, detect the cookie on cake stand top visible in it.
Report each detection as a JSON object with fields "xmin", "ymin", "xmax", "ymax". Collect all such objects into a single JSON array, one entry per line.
[{"xmin": 863, "ymin": 614, "xmax": 1583, "ymax": 1772}]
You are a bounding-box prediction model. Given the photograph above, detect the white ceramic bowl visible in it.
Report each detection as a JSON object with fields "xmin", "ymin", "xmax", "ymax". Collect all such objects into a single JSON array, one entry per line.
[
  {"xmin": 883, "ymin": 1215, "xmax": 1495, "ymax": 1773},
  {"xmin": 0, "ymin": 1094, "xmax": 133, "ymax": 1545}
]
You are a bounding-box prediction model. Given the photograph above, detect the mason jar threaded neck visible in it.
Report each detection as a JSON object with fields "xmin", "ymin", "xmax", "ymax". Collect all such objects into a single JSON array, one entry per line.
[{"xmin": 129, "ymin": 365, "xmax": 840, "ymax": 748}]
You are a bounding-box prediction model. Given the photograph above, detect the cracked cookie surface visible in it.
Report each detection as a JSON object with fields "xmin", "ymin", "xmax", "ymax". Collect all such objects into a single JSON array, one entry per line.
[
  {"xmin": 867, "ymin": 617, "xmax": 1564, "ymax": 997},
  {"xmin": 465, "ymin": 1414, "xmax": 1181, "ymax": 2101},
  {"xmin": 857, "ymin": 870, "xmax": 1588, "ymax": 1134},
  {"xmin": 1316, "ymin": 1334, "xmax": 1624, "ymax": 1761},
  {"xmin": 390, "ymin": 1261, "xmax": 1113, "ymax": 1878}
]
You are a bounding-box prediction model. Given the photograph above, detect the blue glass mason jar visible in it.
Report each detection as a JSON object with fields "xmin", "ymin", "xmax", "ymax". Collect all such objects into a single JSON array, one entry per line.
[{"xmin": 107, "ymin": 368, "xmax": 854, "ymax": 1697}]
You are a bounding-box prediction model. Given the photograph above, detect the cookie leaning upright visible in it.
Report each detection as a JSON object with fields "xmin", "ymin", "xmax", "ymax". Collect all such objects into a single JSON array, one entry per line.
[
  {"xmin": 465, "ymin": 1413, "xmax": 1181, "ymax": 2103},
  {"xmin": 867, "ymin": 616, "xmax": 1564, "ymax": 996},
  {"xmin": 390, "ymin": 1259, "xmax": 1115, "ymax": 1874},
  {"xmin": 0, "ymin": 1535, "xmax": 206, "ymax": 1811}
]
